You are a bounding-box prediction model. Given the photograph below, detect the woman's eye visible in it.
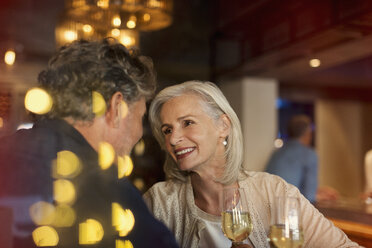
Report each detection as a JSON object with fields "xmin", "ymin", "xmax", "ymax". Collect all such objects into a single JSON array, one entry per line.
[
  {"xmin": 184, "ymin": 120, "xmax": 194, "ymax": 126},
  {"xmin": 162, "ymin": 128, "xmax": 172, "ymax": 135}
]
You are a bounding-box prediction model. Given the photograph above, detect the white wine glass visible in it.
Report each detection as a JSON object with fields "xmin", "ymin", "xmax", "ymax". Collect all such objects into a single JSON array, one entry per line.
[
  {"xmin": 268, "ymin": 196, "xmax": 304, "ymax": 248},
  {"xmin": 221, "ymin": 187, "xmax": 253, "ymax": 246}
]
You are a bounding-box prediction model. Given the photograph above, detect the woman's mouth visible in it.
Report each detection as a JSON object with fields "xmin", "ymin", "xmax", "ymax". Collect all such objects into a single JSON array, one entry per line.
[{"xmin": 175, "ymin": 147, "xmax": 195, "ymax": 159}]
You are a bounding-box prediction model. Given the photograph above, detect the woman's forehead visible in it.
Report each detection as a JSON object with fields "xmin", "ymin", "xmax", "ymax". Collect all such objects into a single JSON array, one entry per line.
[{"xmin": 160, "ymin": 94, "xmax": 216, "ymax": 124}]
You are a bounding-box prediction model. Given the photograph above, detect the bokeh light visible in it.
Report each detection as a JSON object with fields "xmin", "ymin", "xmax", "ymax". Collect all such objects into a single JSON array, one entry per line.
[
  {"xmin": 274, "ymin": 138, "xmax": 284, "ymax": 148},
  {"xmin": 112, "ymin": 203, "xmax": 135, "ymax": 237},
  {"xmin": 79, "ymin": 219, "xmax": 104, "ymax": 244},
  {"xmin": 120, "ymin": 100, "xmax": 128, "ymax": 119},
  {"xmin": 4, "ymin": 50, "xmax": 16, "ymax": 65},
  {"xmin": 143, "ymin": 13, "xmax": 151, "ymax": 22},
  {"xmin": 83, "ymin": 24, "xmax": 93, "ymax": 33},
  {"xmin": 116, "ymin": 239, "xmax": 134, "ymax": 248},
  {"xmin": 134, "ymin": 139, "xmax": 145, "ymax": 156},
  {"xmin": 112, "ymin": 15, "xmax": 121, "ymax": 27},
  {"xmin": 24, "ymin": 88, "xmax": 53, "ymax": 115},
  {"xmin": 133, "ymin": 178, "xmax": 145, "ymax": 191},
  {"xmin": 0, "ymin": 117, "xmax": 3, "ymax": 128},
  {"xmin": 120, "ymin": 36, "xmax": 135, "ymax": 47},
  {"xmin": 64, "ymin": 30, "xmax": 78, "ymax": 42},
  {"xmin": 53, "ymin": 150, "xmax": 81, "ymax": 178},
  {"xmin": 111, "ymin": 28, "xmax": 121, "ymax": 37},
  {"xmin": 126, "ymin": 15, "xmax": 137, "ymax": 29},
  {"xmin": 52, "ymin": 205, "xmax": 76, "ymax": 227},
  {"xmin": 99, "ymin": 142, "xmax": 115, "ymax": 170},
  {"xmin": 54, "ymin": 179, "xmax": 76, "ymax": 205},
  {"xmin": 117, "ymin": 155, "xmax": 133, "ymax": 179},
  {"xmin": 92, "ymin": 91, "xmax": 107, "ymax": 117},
  {"xmin": 309, "ymin": 58, "xmax": 321, "ymax": 67},
  {"xmin": 29, "ymin": 201, "xmax": 55, "ymax": 226},
  {"xmin": 97, "ymin": 0, "xmax": 109, "ymax": 8},
  {"xmin": 32, "ymin": 226, "xmax": 59, "ymax": 247}
]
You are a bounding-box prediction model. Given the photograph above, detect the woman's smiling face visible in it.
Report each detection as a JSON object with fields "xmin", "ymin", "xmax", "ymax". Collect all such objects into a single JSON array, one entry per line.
[{"xmin": 160, "ymin": 94, "xmax": 227, "ymax": 173}]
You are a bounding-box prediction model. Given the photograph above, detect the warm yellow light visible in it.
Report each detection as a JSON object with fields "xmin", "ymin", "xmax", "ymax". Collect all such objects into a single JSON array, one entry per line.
[
  {"xmin": 148, "ymin": 0, "xmax": 162, "ymax": 8},
  {"xmin": 143, "ymin": 13, "xmax": 151, "ymax": 22},
  {"xmin": 116, "ymin": 239, "xmax": 134, "ymax": 248},
  {"xmin": 112, "ymin": 203, "xmax": 135, "ymax": 237},
  {"xmin": 92, "ymin": 91, "xmax": 106, "ymax": 117},
  {"xmin": 97, "ymin": 0, "xmax": 109, "ymax": 8},
  {"xmin": 0, "ymin": 117, "xmax": 3, "ymax": 128},
  {"xmin": 309, "ymin": 58, "xmax": 321, "ymax": 67},
  {"xmin": 118, "ymin": 155, "xmax": 134, "ymax": 179},
  {"xmin": 126, "ymin": 16, "xmax": 137, "ymax": 29},
  {"xmin": 133, "ymin": 178, "xmax": 145, "ymax": 191},
  {"xmin": 53, "ymin": 150, "xmax": 81, "ymax": 178},
  {"xmin": 120, "ymin": 100, "xmax": 128, "ymax": 119},
  {"xmin": 134, "ymin": 139, "xmax": 145, "ymax": 156},
  {"xmin": 126, "ymin": 20, "xmax": 136, "ymax": 29},
  {"xmin": 79, "ymin": 219, "xmax": 104, "ymax": 244},
  {"xmin": 83, "ymin": 24, "xmax": 93, "ymax": 33},
  {"xmin": 99, "ymin": 142, "xmax": 115, "ymax": 169},
  {"xmin": 4, "ymin": 50, "xmax": 16, "ymax": 65},
  {"xmin": 274, "ymin": 138, "xmax": 284, "ymax": 148},
  {"xmin": 52, "ymin": 205, "xmax": 76, "ymax": 227},
  {"xmin": 111, "ymin": 28, "xmax": 121, "ymax": 37},
  {"xmin": 118, "ymin": 30, "xmax": 139, "ymax": 48},
  {"xmin": 113, "ymin": 16, "xmax": 122, "ymax": 27},
  {"xmin": 120, "ymin": 36, "xmax": 135, "ymax": 47},
  {"xmin": 32, "ymin": 226, "xmax": 59, "ymax": 247},
  {"xmin": 64, "ymin": 30, "xmax": 78, "ymax": 42},
  {"xmin": 54, "ymin": 179, "xmax": 76, "ymax": 205},
  {"xmin": 24, "ymin": 88, "xmax": 53, "ymax": 115},
  {"xmin": 29, "ymin": 201, "xmax": 56, "ymax": 226}
]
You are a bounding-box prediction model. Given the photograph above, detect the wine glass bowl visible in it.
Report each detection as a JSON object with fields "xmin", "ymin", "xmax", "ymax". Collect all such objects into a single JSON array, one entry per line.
[
  {"xmin": 221, "ymin": 187, "xmax": 253, "ymax": 244},
  {"xmin": 268, "ymin": 196, "xmax": 304, "ymax": 248}
]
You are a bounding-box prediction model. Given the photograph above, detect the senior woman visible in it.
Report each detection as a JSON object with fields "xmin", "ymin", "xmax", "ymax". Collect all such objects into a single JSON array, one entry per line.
[{"xmin": 144, "ymin": 81, "xmax": 359, "ymax": 248}]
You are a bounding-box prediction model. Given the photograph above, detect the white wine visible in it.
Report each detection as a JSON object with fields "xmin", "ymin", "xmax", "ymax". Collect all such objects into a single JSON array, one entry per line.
[
  {"xmin": 291, "ymin": 229, "xmax": 304, "ymax": 248},
  {"xmin": 222, "ymin": 211, "xmax": 253, "ymax": 242},
  {"xmin": 268, "ymin": 224, "xmax": 304, "ymax": 248},
  {"xmin": 268, "ymin": 224, "xmax": 291, "ymax": 248}
]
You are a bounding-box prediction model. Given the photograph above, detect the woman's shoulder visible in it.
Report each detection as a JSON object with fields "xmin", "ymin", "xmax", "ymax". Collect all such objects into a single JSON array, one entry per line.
[
  {"xmin": 143, "ymin": 179, "xmax": 188, "ymax": 217},
  {"xmin": 144, "ymin": 179, "xmax": 186, "ymax": 200},
  {"xmin": 241, "ymin": 170, "xmax": 294, "ymax": 191},
  {"xmin": 243, "ymin": 170, "xmax": 286, "ymax": 182}
]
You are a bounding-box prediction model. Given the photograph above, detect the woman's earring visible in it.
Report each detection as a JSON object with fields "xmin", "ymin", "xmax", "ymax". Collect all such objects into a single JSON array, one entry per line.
[{"xmin": 223, "ymin": 140, "xmax": 227, "ymax": 146}]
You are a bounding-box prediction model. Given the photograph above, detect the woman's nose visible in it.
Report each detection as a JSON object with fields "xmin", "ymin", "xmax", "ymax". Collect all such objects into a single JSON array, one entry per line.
[{"xmin": 169, "ymin": 129, "xmax": 183, "ymax": 146}]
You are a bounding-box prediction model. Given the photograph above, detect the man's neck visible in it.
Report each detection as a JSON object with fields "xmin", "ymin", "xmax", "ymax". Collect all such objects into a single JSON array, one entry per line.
[{"xmin": 64, "ymin": 117, "xmax": 104, "ymax": 152}]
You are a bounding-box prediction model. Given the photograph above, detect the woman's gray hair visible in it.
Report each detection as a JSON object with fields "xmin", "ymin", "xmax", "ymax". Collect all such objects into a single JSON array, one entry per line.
[{"xmin": 149, "ymin": 80, "xmax": 244, "ymax": 185}]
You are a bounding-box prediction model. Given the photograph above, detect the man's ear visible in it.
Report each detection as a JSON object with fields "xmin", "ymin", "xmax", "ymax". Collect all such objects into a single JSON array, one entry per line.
[
  {"xmin": 106, "ymin": 92, "xmax": 123, "ymax": 128},
  {"xmin": 219, "ymin": 114, "xmax": 231, "ymax": 138}
]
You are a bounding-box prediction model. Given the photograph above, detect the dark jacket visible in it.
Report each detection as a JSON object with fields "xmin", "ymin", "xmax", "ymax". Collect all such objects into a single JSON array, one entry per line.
[{"xmin": 0, "ymin": 119, "xmax": 178, "ymax": 248}]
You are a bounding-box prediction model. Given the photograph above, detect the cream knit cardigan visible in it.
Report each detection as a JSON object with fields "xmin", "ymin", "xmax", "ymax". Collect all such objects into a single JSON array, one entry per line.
[{"xmin": 143, "ymin": 171, "xmax": 360, "ymax": 248}]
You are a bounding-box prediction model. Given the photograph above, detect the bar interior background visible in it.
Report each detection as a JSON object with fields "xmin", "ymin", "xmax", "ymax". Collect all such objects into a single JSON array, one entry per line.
[{"xmin": 1, "ymin": 0, "xmax": 372, "ymax": 199}]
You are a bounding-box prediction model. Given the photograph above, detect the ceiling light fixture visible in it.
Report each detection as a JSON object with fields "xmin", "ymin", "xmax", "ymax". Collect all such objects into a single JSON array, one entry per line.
[{"xmin": 55, "ymin": 0, "xmax": 173, "ymax": 48}]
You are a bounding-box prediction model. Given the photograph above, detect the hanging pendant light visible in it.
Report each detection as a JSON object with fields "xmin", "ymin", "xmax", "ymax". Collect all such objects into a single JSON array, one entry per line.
[{"xmin": 55, "ymin": 0, "xmax": 173, "ymax": 48}]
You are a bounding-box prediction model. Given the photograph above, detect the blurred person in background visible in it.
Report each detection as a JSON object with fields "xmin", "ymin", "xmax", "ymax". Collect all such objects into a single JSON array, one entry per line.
[
  {"xmin": 144, "ymin": 81, "xmax": 358, "ymax": 248},
  {"xmin": 265, "ymin": 114, "xmax": 319, "ymax": 203},
  {"xmin": 0, "ymin": 39, "xmax": 178, "ymax": 248}
]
